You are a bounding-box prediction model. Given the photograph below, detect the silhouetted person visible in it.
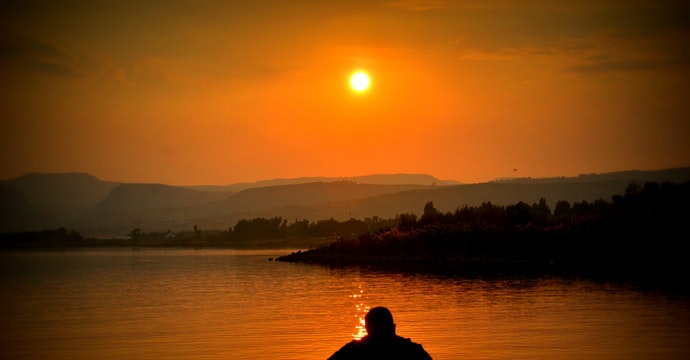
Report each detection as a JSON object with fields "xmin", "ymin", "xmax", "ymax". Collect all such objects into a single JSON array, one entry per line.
[{"xmin": 328, "ymin": 306, "xmax": 432, "ymax": 359}]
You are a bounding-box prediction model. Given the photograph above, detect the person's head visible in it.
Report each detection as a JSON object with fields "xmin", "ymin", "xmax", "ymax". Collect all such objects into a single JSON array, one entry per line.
[{"xmin": 364, "ymin": 306, "xmax": 396, "ymax": 338}]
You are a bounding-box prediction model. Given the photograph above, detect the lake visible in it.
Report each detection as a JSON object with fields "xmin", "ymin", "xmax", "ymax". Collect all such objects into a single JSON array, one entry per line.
[{"xmin": 1, "ymin": 249, "xmax": 689, "ymax": 359}]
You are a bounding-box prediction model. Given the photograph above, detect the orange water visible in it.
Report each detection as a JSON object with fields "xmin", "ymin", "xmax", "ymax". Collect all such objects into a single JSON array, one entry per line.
[{"xmin": 1, "ymin": 249, "xmax": 688, "ymax": 360}]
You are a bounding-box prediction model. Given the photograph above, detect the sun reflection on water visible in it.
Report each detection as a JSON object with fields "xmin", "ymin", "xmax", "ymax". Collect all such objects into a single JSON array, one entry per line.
[{"xmin": 350, "ymin": 285, "xmax": 369, "ymax": 340}]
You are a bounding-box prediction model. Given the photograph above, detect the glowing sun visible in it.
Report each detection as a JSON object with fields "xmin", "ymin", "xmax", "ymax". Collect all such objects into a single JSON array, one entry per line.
[{"xmin": 350, "ymin": 71, "xmax": 370, "ymax": 92}]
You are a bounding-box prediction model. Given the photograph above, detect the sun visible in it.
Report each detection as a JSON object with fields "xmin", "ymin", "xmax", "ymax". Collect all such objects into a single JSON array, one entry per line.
[{"xmin": 350, "ymin": 71, "xmax": 370, "ymax": 92}]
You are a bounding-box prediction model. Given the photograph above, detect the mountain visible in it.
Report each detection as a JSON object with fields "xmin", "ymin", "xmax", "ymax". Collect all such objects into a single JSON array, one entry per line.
[
  {"xmin": 1, "ymin": 173, "xmax": 118, "ymax": 228},
  {"xmin": 87, "ymin": 183, "xmax": 230, "ymax": 213},
  {"xmin": 285, "ymin": 180, "xmax": 638, "ymax": 221},
  {"xmin": 330, "ymin": 167, "xmax": 690, "ymax": 219},
  {"xmin": 73, "ymin": 183, "xmax": 231, "ymax": 235},
  {"xmin": 185, "ymin": 173, "xmax": 458, "ymax": 192},
  {"xmin": 76, "ymin": 167, "xmax": 690, "ymax": 235},
  {"xmin": 0, "ymin": 185, "xmax": 56, "ymax": 232},
  {"xmin": 1, "ymin": 172, "xmax": 447, "ymax": 234},
  {"xmin": 207, "ymin": 179, "xmax": 647, "ymax": 228},
  {"xmin": 492, "ymin": 167, "xmax": 690, "ymax": 184},
  {"xmin": 2, "ymin": 168, "xmax": 689, "ymax": 235},
  {"xmin": 73, "ymin": 182, "xmax": 431, "ymax": 234},
  {"xmin": 214, "ymin": 181, "xmax": 429, "ymax": 213}
]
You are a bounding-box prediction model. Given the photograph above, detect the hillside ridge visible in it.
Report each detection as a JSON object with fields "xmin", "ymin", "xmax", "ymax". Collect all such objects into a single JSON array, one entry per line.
[{"xmin": 2, "ymin": 168, "xmax": 689, "ymax": 235}]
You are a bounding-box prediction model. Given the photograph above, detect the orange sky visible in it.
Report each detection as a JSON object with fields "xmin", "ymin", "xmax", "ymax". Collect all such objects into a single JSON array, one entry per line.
[{"xmin": 1, "ymin": 1, "xmax": 689, "ymax": 185}]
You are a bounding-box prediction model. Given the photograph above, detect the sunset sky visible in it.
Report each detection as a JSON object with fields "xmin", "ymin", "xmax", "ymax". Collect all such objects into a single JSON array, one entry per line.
[{"xmin": 1, "ymin": 0, "xmax": 689, "ymax": 185}]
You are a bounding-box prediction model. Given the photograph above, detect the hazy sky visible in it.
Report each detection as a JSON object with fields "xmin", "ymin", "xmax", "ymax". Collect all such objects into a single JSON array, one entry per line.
[{"xmin": 1, "ymin": 0, "xmax": 689, "ymax": 185}]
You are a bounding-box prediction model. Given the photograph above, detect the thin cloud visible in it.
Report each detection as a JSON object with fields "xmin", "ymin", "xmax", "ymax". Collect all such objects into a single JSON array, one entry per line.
[
  {"xmin": 385, "ymin": 0, "xmax": 460, "ymax": 11},
  {"xmin": 562, "ymin": 28, "xmax": 690, "ymax": 75},
  {"xmin": 0, "ymin": 28, "xmax": 85, "ymax": 78},
  {"xmin": 0, "ymin": 28, "xmax": 212, "ymax": 86},
  {"xmin": 565, "ymin": 61, "xmax": 656, "ymax": 74},
  {"xmin": 456, "ymin": 27, "xmax": 690, "ymax": 76}
]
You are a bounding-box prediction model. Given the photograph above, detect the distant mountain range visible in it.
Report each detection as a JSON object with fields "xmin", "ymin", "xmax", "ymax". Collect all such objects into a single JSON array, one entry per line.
[
  {"xmin": 1, "ymin": 168, "xmax": 689, "ymax": 236},
  {"xmin": 185, "ymin": 173, "xmax": 459, "ymax": 192}
]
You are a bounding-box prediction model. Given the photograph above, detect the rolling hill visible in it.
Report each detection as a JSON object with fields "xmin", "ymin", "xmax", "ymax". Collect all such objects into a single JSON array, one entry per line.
[
  {"xmin": 0, "ymin": 173, "xmax": 118, "ymax": 230},
  {"xmin": 2, "ymin": 168, "xmax": 689, "ymax": 235}
]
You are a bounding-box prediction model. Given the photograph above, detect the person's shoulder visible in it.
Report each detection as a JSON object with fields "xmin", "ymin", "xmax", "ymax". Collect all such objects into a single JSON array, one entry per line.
[
  {"xmin": 328, "ymin": 340, "xmax": 363, "ymax": 360},
  {"xmin": 394, "ymin": 336, "xmax": 432, "ymax": 359},
  {"xmin": 341, "ymin": 339, "xmax": 362, "ymax": 349}
]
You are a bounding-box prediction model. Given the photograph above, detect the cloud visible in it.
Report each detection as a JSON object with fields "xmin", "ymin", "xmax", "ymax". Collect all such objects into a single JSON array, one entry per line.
[
  {"xmin": 0, "ymin": 28, "xmax": 205, "ymax": 86},
  {"xmin": 456, "ymin": 27, "xmax": 690, "ymax": 76},
  {"xmin": 385, "ymin": 0, "xmax": 460, "ymax": 11},
  {"xmin": 565, "ymin": 60, "xmax": 656, "ymax": 74},
  {"xmin": 0, "ymin": 28, "xmax": 86, "ymax": 78},
  {"xmin": 561, "ymin": 29, "xmax": 690, "ymax": 75}
]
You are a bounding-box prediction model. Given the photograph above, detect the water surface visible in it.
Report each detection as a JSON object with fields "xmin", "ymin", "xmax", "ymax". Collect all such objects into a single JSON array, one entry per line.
[{"xmin": 1, "ymin": 249, "xmax": 688, "ymax": 359}]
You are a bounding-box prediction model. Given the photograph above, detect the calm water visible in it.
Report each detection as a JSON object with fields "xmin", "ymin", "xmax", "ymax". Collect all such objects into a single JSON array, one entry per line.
[{"xmin": 1, "ymin": 249, "xmax": 689, "ymax": 360}]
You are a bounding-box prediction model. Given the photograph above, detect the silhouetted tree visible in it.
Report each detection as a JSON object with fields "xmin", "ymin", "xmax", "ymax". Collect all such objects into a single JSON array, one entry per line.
[
  {"xmin": 506, "ymin": 201, "xmax": 534, "ymax": 225},
  {"xmin": 532, "ymin": 198, "xmax": 552, "ymax": 222},
  {"xmin": 420, "ymin": 201, "xmax": 441, "ymax": 225},
  {"xmin": 397, "ymin": 213, "xmax": 417, "ymax": 231},
  {"xmin": 553, "ymin": 200, "xmax": 571, "ymax": 217},
  {"xmin": 287, "ymin": 219, "xmax": 310, "ymax": 237},
  {"xmin": 130, "ymin": 228, "xmax": 141, "ymax": 248}
]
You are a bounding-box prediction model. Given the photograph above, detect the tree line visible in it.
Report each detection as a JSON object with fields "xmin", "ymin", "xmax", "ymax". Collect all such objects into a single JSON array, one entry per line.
[
  {"xmin": 3, "ymin": 181, "xmax": 688, "ymax": 261},
  {"xmin": 184, "ymin": 216, "xmax": 400, "ymax": 248},
  {"xmin": 0, "ymin": 227, "xmax": 85, "ymax": 248},
  {"xmin": 278, "ymin": 181, "xmax": 690, "ymax": 279}
]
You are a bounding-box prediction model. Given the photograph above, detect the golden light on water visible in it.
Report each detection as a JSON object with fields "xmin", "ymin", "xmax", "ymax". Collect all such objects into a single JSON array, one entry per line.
[{"xmin": 350, "ymin": 286, "xmax": 369, "ymax": 340}]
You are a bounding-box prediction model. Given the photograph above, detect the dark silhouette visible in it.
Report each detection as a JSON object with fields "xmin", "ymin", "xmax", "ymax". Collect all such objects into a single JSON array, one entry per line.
[
  {"xmin": 329, "ymin": 307, "xmax": 432, "ymax": 359},
  {"xmin": 278, "ymin": 181, "xmax": 690, "ymax": 285}
]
